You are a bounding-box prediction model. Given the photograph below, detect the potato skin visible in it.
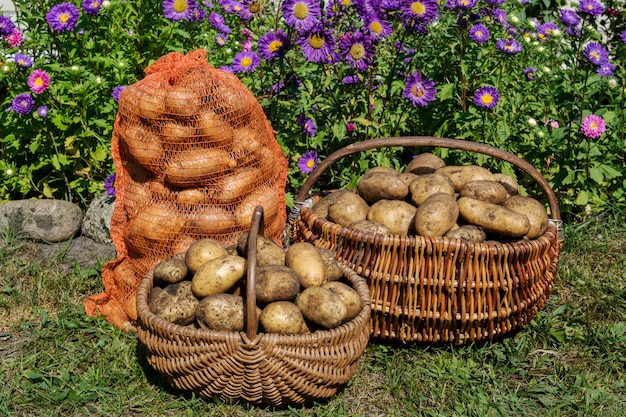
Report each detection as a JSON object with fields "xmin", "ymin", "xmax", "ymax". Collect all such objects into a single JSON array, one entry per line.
[
  {"xmin": 493, "ymin": 173, "xmax": 520, "ymax": 196},
  {"xmin": 459, "ymin": 180, "xmax": 508, "ymax": 205},
  {"xmin": 285, "ymin": 242, "xmax": 326, "ymax": 288},
  {"xmin": 322, "ymin": 281, "xmax": 362, "ymax": 322},
  {"xmin": 191, "ymin": 255, "xmax": 247, "ymax": 298},
  {"xmin": 326, "ymin": 192, "xmax": 370, "ymax": 227},
  {"xmin": 317, "ymin": 248, "xmax": 344, "ymax": 282},
  {"xmin": 435, "ymin": 165, "xmax": 495, "ymax": 192},
  {"xmin": 311, "ymin": 190, "xmax": 354, "ymax": 219},
  {"xmin": 414, "ymin": 193, "xmax": 459, "ymax": 237},
  {"xmin": 367, "ymin": 200, "xmax": 417, "ymax": 235},
  {"xmin": 347, "ymin": 220, "xmax": 392, "ymax": 236},
  {"xmin": 149, "ymin": 281, "xmax": 199, "ymax": 325},
  {"xmin": 185, "ymin": 238, "xmax": 229, "ymax": 273},
  {"xmin": 502, "ymin": 195, "xmax": 549, "ymax": 239},
  {"xmin": 444, "ymin": 225, "xmax": 486, "ymax": 242},
  {"xmin": 260, "ymin": 301, "xmax": 307, "ymax": 334},
  {"xmin": 153, "ymin": 257, "xmax": 188, "ymax": 284},
  {"xmin": 457, "ymin": 197, "xmax": 530, "ymax": 238},
  {"xmin": 237, "ymin": 232, "xmax": 285, "ymax": 266},
  {"xmin": 195, "ymin": 293, "xmax": 246, "ymax": 331},
  {"xmin": 408, "ymin": 173, "xmax": 455, "ymax": 206},
  {"xmin": 295, "ymin": 287, "xmax": 347, "ymax": 329},
  {"xmin": 404, "ymin": 153, "xmax": 445, "ymax": 175},
  {"xmin": 255, "ymin": 265, "xmax": 301, "ymax": 304},
  {"xmin": 357, "ymin": 172, "xmax": 409, "ymax": 204},
  {"xmin": 164, "ymin": 147, "xmax": 237, "ymax": 186}
]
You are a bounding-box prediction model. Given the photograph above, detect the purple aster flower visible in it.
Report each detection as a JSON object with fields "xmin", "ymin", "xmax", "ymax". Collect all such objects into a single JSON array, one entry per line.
[
  {"xmin": 46, "ymin": 3, "xmax": 81, "ymax": 32},
  {"xmin": 5, "ymin": 28, "xmax": 23, "ymax": 47},
  {"xmin": 474, "ymin": 86, "xmax": 499, "ymax": 109},
  {"xmin": 282, "ymin": 0, "xmax": 321, "ymax": 32},
  {"xmin": 0, "ymin": 15, "xmax": 16, "ymax": 37},
  {"xmin": 104, "ymin": 173, "xmax": 117, "ymax": 197},
  {"xmin": 452, "ymin": 0, "xmax": 478, "ymax": 9},
  {"xmin": 208, "ymin": 12, "xmax": 231, "ymax": 34},
  {"xmin": 469, "ymin": 23, "xmax": 490, "ymax": 43},
  {"xmin": 365, "ymin": 15, "xmax": 393, "ymax": 40},
  {"xmin": 215, "ymin": 33, "xmax": 228, "ymax": 45},
  {"xmin": 303, "ymin": 118, "xmax": 317, "ymax": 136},
  {"xmin": 584, "ymin": 42, "xmax": 609, "ymax": 66},
  {"xmin": 621, "ymin": 30, "xmax": 626, "ymax": 44},
  {"xmin": 524, "ymin": 67, "xmax": 537, "ymax": 80},
  {"xmin": 258, "ymin": 30, "xmax": 290, "ymax": 60},
  {"xmin": 342, "ymin": 75, "xmax": 362, "ymax": 84},
  {"xmin": 82, "ymin": 0, "xmax": 102, "ymax": 15},
  {"xmin": 400, "ymin": 0, "xmax": 439, "ymax": 28},
  {"xmin": 338, "ymin": 31, "xmax": 375, "ymax": 71},
  {"xmin": 219, "ymin": 65, "xmax": 234, "ymax": 73},
  {"xmin": 27, "ymin": 69, "xmax": 51, "ymax": 94},
  {"xmin": 14, "ymin": 53, "xmax": 33, "ymax": 69},
  {"xmin": 578, "ymin": 0, "xmax": 605, "ymax": 16},
  {"xmin": 580, "ymin": 114, "xmax": 605, "ymax": 139},
  {"xmin": 163, "ymin": 0, "xmax": 198, "ymax": 21},
  {"xmin": 537, "ymin": 22, "xmax": 559, "ymax": 39},
  {"xmin": 10, "ymin": 93, "xmax": 35, "ymax": 115},
  {"xmin": 297, "ymin": 150, "xmax": 319, "ymax": 173},
  {"xmin": 596, "ymin": 62, "xmax": 614, "ymax": 77},
  {"xmin": 492, "ymin": 8, "xmax": 507, "ymax": 25},
  {"xmin": 112, "ymin": 86, "xmax": 126, "ymax": 102},
  {"xmin": 296, "ymin": 23, "xmax": 336, "ymax": 64},
  {"xmin": 403, "ymin": 71, "xmax": 436, "ymax": 107},
  {"xmin": 484, "ymin": 0, "xmax": 504, "ymax": 4},
  {"xmin": 191, "ymin": 7, "xmax": 207, "ymax": 20},
  {"xmin": 232, "ymin": 50, "xmax": 260, "ymax": 73},
  {"xmin": 496, "ymin": 38, "xmax": 522, "ymax": 54},
  {"xmin": 560, "ymin": 9, "xmax": 580, "ymax": 26},
  {"xmin": 36, "ymin": 105, "xmax": 49, "ymax": 118}
]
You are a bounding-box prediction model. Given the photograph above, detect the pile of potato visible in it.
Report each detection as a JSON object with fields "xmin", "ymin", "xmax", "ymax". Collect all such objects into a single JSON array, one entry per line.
[
  {"xmin": 312, "ymin": 152, "xmax": 549, "ymax": 243},
  {"xmin": 147, "ymin": 236, "xmax": 362, "ymax": 334}
]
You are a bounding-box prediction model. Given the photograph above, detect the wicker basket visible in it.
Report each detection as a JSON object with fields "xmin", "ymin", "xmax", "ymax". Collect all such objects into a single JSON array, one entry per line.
[
  {"xmin": 136, "ymin": 206, "xmax": 371, "ymax": 406},
  {"xmin": 291, "ymin": 136, "xmax": 562, "ymax": 345}
]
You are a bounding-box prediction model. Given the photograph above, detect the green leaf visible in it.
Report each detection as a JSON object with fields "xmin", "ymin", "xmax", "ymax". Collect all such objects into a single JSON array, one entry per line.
[
  {"xmin": 437, "ymin": 83, "xmax": 455, "ymax": 101},
  {"xmin": 91, "ymin": 147, "xmax": 108, "ymax": 162},
  {"xmin": 574, "ymin": 190, "xmax": 589, "ymax": 205},
  {"xmin": 352, "ymin": 117, "xmax": 374, "ymax": 127},
  {"xmin": 52, "ymin": 114, "xmax": 69, "ymax": 132},
  {"xmin": 598, "ymin": 164, "xmax": 622, "ymax": 180},
  {"xmin": 589, "ymin": 166, "xmax": 604, "ymax": 184}
]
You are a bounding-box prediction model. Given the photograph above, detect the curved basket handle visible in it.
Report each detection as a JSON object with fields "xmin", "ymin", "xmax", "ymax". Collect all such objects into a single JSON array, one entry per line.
[
  {"xmin": 295, "ymin": 136, "xmax": 561, "ymax": 220},
  {"xmin": 245, "ymin": 206, "xmax": 265, "ymax": 340}
]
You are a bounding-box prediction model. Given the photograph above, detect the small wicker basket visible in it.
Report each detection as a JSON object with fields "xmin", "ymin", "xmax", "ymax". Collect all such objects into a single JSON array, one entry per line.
[
  {"xmin": 136, "ymin": 206, "xmax": 371, "ymax": 406},
  {"xmin": 291, "ymin": 136, "xmax": 562, "ymax": 345}
]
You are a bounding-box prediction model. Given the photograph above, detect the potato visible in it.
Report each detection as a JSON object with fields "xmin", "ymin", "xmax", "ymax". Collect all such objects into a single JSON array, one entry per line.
[
  {"xmin": 255, "ymin": 265, "xmax": 301, "ymax": 304},
  {"xmin": 153, "ymin": 257, "xmax": 188, "ymax": 284},
  {"xmin": 192, "ymin": 254, "xmax": 247, "ymax": 298},
  {"xmin": 457, "ymin": 197, "xmax": 531, "ymax": 238},
  {"xmin": 404, "ymin": 152, "xmax": 446, "ymax": 175},
  {"xmin": 444, "ymin": 225, "xmax": 487, "ymax": 242},
  {"xmin": 235, "ymin": 186, "xmax": 281, "ymax": 228},
  {"xmin": 326, "ymin": 192, "xmax": 370, "ymax": 227},
  {"xmin": 408, "ymin": 173, "xmax": 455, "ymax": 206},
  {"xmin": 196, "ymin": 293, "xmax": 248, "ymax": 331},
  {"xmin": 322, "ymin": 281, "xmax": 362, "ymax": 322},
  {"xmin": 311, "ymin": 190, "xmax": 354, "ymax": 218},
  {"xmin": 187, "ymin": 206, "xmax": 236, "ymax": 235},
  {"xmin": 435, "ymin": 165, "xmax": 495, "ymax": 192},
  {"xmin": 196, "ymin": 111, "xmax": 234, "ymax": 146},
  {"xmin": 149, "ymin": 281, "xmax": 199, "ymax": 326},
  {"xmin": 503, "ymin": 195, "xmax": 549, "ymax": 239},
  {"xmin": 120, "ymin": 80, "xmax": 167, "ymax": 120},
  {"xmin": 171, "ymin": 234, "xmax": 197, "ymax": 255},
  {"xmin": 459, "ymin": 180, "xmax": 508, "ymax": 205},
  {"xmin": 215, "ymin": 168, "xmax": 260, "ymax": 203},
  {"xmin": 367, "ymin": 199, "xmax": 417, "ymax": 235},
  {"xmin": 164, "ymin": 148, "xmax": 237, "ymax": 186},
  {"xmin": 296, "ymin": 287, "xmax": 347, "ymax": 329},
  {"xmin": 165, "ymin": 86, "xmax": 204, "ymax": 117},
  {"xmin": 130, "ymin": 204, "xmax": 186, "ymax": 242},
  {"xmin": 231, "ymin": 126, "xmax": 264, "ymax": 157},
  {"xmin": 120, "ymin": 124, "xmax": 165, "ymax": 170},
  {"xmin": 184, "ymin": 238, "xmax": 229, "ymax": 273},
  {"xmin": 260, "ymin": 301, "xmax": 307, "ymax": 334},
  {"xmin": 285, "ymin": 242, "xmax": 326, "ymax": 288},
  {"xmin": 414, "ymin": 193, "xmax": 459, "ymax": 237},
  {"xmin": 361, "ymin": 166, "xmax": 400, "ymax": 179},
  {"xmin": 237, "ymin": 232, "xmax": 286, "ymax": 266},
  {"xmin": 493, "ymin": 173, "xmax": 520, "ymax": 196},
  {"xmin": 348, "ymin": 220, "xmax": 392, "ymax": 236},
  {"xmin": 398, "ymin": 172, "xmax": 419, "ymax": 186},
  {"xmin": 317, "ymin": 248, "xmax": 343, "ymax": 282},
  {"xmin": 160, "ymin": 119, "xmax": 197, "ymax": 144},
  {"xmin": 357, "ymin": 172, "xmax": 409, "ymax": 204},
  {"xmin": 176, "ymin": 188, "xmax": 208, "ymax": 205}
]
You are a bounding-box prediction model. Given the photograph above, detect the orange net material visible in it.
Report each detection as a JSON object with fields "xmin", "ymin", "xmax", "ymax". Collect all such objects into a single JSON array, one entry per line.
[{"xmin": 84, "ymin": 50, "xmax": 288, "ymax": 330}]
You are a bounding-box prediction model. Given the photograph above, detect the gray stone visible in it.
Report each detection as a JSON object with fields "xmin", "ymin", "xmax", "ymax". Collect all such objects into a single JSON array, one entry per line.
[
  {"xmin": 39, "ymin": 235, "xmax": 116, "ymax": 270},
  {"xmin": 81, "ymin": 193, "xmax": 115, "ymax": 244},
  {"xmin": 0, "ymin": 199, "xmax": 83, "ymax": 243}
]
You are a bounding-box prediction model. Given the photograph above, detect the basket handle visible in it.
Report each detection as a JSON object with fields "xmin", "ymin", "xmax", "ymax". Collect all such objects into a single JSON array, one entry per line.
[
  {"xmin": 245, "ymin": 206, "xmax": 265, "ymax": 340},
  {"xmin": 295, "ymin": 136, "xmax": 561, "ymax": 221}
]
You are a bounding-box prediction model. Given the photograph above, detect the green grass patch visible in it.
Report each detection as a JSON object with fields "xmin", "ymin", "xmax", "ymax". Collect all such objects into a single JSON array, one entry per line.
[{"xmin": 1, "ymin": 214, "xmax": 625, "ymax": 416}]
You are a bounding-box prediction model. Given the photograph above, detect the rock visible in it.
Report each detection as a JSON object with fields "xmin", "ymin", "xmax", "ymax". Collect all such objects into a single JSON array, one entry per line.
[
  {"xmin": 0, "ymin": 199, "xmax": 83, "ymax": 243},
  {"xmin": 39, "ymin": 235, "xmax": 116, "ymax": 270},
  {"xmin": 81, "ymin": 193, "xmax": 115, "ymax": 244}
]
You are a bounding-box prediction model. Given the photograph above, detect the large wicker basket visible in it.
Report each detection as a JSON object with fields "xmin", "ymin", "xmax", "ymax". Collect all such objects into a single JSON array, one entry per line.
[
  {"xmin": 291, "ymin": 136, "xmax": 562, "ymax": 345},
  {"xmin": 136, "ymin": 206, "xmax": 371, "ymax": 406}
]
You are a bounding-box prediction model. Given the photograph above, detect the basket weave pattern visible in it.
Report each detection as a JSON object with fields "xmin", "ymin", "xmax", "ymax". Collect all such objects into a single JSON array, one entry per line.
[
  {"xmin": 292, "ymin": 136, "xmax": 562, "ymax": 345},
  {"xmin": 136, "ymin": 208, "xmax": 371, "ymax": 406}
]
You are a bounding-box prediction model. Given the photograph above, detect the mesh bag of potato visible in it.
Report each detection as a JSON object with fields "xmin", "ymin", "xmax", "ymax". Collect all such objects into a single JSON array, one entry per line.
[{"xmin": 84, "ymin": 49, "xmax": 287, "ymax": 330}]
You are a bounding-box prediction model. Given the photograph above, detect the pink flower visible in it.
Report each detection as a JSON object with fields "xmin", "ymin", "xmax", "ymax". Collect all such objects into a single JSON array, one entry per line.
[
  {"xmin": 580, "ymin": 114, "xmax": 606, "ymax": 139},
  {"xmin": 5, "ymin": 28, "xmax": 23, "ymax": 47},
  {"xmin": 28, "ymin": 69, "xmax": 51, "ymax": 94},
  {"xmin": 346, "ymin": 122, "xmax": 355, "ymax": 132}
]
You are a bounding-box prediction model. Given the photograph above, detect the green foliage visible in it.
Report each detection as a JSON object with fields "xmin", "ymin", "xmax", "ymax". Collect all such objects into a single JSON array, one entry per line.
[{"xmin": 0, "ymin": 0, "xmax": 624, "ymax": 221}]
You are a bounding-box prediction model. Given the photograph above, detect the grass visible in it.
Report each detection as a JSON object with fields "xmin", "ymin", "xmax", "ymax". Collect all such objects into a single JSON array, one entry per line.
[{"xmin": 1, "ymin": 211, "xmax": 625, "ymax": 417}]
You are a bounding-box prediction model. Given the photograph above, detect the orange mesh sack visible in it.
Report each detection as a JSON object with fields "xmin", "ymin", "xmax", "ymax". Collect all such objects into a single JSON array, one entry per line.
[{"xmin": 85, "ymin": 49, "xmax": 288, "ymax": 330}]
